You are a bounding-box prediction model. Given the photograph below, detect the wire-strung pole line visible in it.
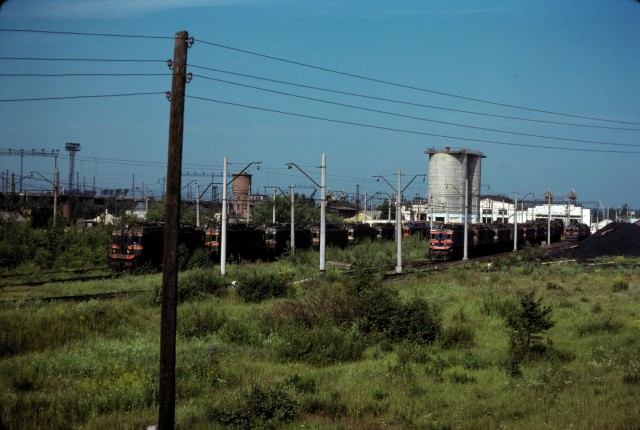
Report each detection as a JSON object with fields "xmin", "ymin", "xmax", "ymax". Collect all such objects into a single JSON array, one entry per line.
[{"xmin": 187, "ymin": 95, "xmax": 640, "ymax": 154}]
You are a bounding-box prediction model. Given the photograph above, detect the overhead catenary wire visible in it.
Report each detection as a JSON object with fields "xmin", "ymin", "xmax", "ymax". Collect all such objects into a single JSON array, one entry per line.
[
  {"xmin": 187, "ymin": 95, "xmax": 640, "ymax": 154},
  {"xmin": 192, "ymin": 73, "xmax": 640, "ymax": 148}
]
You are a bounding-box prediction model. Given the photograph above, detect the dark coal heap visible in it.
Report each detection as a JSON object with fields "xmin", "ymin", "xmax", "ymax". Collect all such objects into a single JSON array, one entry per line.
[{"xmin": 556, "ymin": 222, "xmax": 640, "ymax": 259}]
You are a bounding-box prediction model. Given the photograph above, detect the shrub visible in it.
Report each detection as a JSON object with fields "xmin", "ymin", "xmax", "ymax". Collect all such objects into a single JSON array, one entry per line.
[
  {"xmin": 612, "ymin": 277, "xmax": 629, "ymax": 292},
  {"xmin": 503, "ymin": 291, "xmax": 555, "ymax": 376},
  {"xmin": 440, "ymin": 307, "xmax": 475, "ymax": 349},
  {"xmin": 351, "ymin": 282, "xmax": 400, "ymax": 336},
  {"xmin": 576, "ymin": 315, "xmax": 623, "ymax": 336},
  {"xmin": 265, "ymin": 283, "xmax": 357, "ymax": 329},
  {"xmin": 235, "ymin": 270, "xmax": 293, "ymax": 303},
  {"xmin": 177, "ymin": 302, "xmax": 227, "ymax": 338},
  {"xmin": 153, "ymin": 269, "xmax": 228, "ymax": 305},
  {"xmin": 208, "ymin": 383, "xmax": 299, "ymax": 428},
  {"xmin": 219, "ymin": 318, "xmax": 262, "ymax": 346},
  {"xmin": 519, "ymin": 243, "xmax": 548, "ymax": 262},
  {"xmin": 187, "ymin": 247, "xmax": 215, "ymax": 270},
  {"xmin": 272, "ymin": 324, "xmax": 366, "ymax": 366},
  {"xmin": 388, "ymin": 297, "xmax": 441, "ymax": 344}
]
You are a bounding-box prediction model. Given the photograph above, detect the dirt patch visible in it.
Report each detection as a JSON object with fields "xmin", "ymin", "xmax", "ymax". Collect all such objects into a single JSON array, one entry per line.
[{"xmin": 553, "ymin": 222, "xmax": 640, "ymax": 259}]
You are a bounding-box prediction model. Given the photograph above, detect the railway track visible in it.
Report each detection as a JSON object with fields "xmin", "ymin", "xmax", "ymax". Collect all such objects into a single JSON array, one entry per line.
[
  {"xmin": 0, "ymin": 289, "xmax": 147, "ymax": 305},
  {"xmin": 0, "ymin": 270, "xmax": 120, "ymax": 288}
]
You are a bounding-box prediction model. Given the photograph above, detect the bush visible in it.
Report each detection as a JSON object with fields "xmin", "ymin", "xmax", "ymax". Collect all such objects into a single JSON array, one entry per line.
[
  {"xmin": 177, "ymin": 302, "xmax": 227, "ymax": 338},
  {"xmin": 151, "ymin": 269, "xmax": 228, "ymax": 305},
  {"xmin": 612, "ymin": 277, "xmax": 629, "ymax": 292},
  {"xmin": 235, "ymin": 270, "xmax": 293, "ymax": 303},
  {"xmin": 208, "ymin": 383, "xmax": 299, "ymax": 428},
  {"xmin": 272, "ymin": 324, "xmax": 366, "ymax": 366},
  {"xmin": 388, "ymin": 297, "xmax": 441, "ymax": 344},
  {"xmin": 440, "ymin": 307, "xmax": 475, "ymax": 348},
  {"xmin": 265, "ymin": 283, "xmax": 357, "ymax": 330},
  {"xmin": 576, "ymin": 315, "xmax": 623, "ymax": 336}
]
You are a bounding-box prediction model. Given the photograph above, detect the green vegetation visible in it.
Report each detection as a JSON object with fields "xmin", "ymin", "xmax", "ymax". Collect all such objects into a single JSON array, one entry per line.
[
  {"xmin": 1, "ymin": 222, "xmax": 639, "ymax": 428},
  {"xmin": 0, "ymin": 219, "xmax": 112, "ymax": 272}
]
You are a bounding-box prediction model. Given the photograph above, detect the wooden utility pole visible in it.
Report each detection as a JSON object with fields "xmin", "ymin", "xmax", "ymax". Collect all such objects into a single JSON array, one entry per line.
[{"xmin": 158, "ymin": 30, "xmax": 189, "ymax": 430}]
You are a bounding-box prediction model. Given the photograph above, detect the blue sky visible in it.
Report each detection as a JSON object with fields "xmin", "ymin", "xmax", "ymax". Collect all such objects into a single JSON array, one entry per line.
[{"xmin": 1, "ymin": 0, "xmax": 639, "ymax": 209}]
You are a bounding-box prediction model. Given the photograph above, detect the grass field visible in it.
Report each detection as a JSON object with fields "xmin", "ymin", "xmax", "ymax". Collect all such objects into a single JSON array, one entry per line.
[{"xmin": 1, "ymin": 248, "xmax": 639, "ymax": 429}]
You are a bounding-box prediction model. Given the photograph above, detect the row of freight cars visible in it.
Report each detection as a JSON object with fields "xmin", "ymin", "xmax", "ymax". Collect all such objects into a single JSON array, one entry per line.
[
  {"xmin": 108, "ymin": 220, "xmax": 589, "ymax": 271},
  {"xmin": 108, "ymin": 222, "xmax": 399, "ymax": 271},
  {"xmin": 428, "ymin": 220, "xmax": 588, "ymax": 261}
]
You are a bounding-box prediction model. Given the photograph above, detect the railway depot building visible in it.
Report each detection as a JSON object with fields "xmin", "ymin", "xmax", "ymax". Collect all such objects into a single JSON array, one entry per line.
[{"xmin": 478, "ymin": 196, "xmax": 591, "ymax": 226}]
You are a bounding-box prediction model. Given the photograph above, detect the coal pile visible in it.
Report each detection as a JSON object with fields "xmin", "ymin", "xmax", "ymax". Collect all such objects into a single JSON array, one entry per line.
[{"xmin": 556, "ymin": 222, "xmax": 640, "ymax": 259}]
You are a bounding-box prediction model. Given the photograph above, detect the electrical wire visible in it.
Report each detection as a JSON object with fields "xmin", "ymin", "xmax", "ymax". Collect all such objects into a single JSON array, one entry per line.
[
  {"xmin": 0, "ymin": 56, "xmax": 167, "ymax": 63},
  {"xmin": 189, "ymin": 65, "xmax": 640, "ymax": 132},
  {"xmin": 0, "ymin": 28, "xmax": 174, "ymax": 40},
  {"xmin": 186, "ymin": 94, "xmax": 640, "ymax": 154},
  {"xmin": 0, "ymin": 73, "xmax": 170, "ymax": 77},
  {"xmin": 192, "ymin": 73, "xmax": 640, "ymax": 148},
  {"xmin": 196, "ymin": 38, "xmax": 640, "ymax": 126},
  {"xmin": 0, "ymin": 92, "xmax": 167, "ymax": 103},
  {"xmin": 2, "ymin": 29, "xmax": 633, "ymax": 126}
]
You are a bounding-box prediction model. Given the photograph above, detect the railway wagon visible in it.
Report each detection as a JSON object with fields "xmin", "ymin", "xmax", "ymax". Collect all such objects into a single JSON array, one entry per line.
[
  {"xmin": 265, "ymin": 224, "xmax": 313, "ymax": 257},
  {"xmin": 564, "ymin": 223, "xmax": 591, "ymax": 242},
  {"xmin": 311, "ymin": 224, "xmax": 349, "ymax": 249},
  {"xmin": 403, "ymin": 221, "xmax": 430, "ymax": 238},
  {"xmin": 374, "ymin": 223, "xmax": 396, "ymax": 241},
  {"xmin": 204, "ymin": 224, "xmax": 269, "ymax": 262},
  {"xmin": 347, "ymin": 223, "xmax": 377, "ymax": 246},
  {"xmin": 109, "ymin": 223, "xmax": 203, "ymax": 271}
]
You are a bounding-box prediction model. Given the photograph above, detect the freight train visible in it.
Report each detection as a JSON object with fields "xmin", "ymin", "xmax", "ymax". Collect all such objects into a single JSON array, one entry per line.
[
  {"xmin": 429, "ymin": 220, "xmax": 567, "ymax": 261},
  {"xmin": 109, "ymin": 222, "xmax": 396, "ymax": 271}
]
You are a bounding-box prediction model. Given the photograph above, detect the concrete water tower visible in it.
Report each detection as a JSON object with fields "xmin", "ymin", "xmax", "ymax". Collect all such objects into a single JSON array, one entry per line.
[{"xmin": 425, "ymin": 147, "xmax": 485, "ymax": 224}]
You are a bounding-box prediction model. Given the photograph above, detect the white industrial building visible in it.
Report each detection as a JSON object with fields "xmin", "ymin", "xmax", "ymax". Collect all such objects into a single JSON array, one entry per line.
[{"xmin": 478, "ymin": 196, "xmax": 591, "ymax": 226}]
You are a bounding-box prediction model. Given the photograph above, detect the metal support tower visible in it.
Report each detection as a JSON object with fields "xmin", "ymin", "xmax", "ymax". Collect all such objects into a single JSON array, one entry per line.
[
  {"xmin": 65, "ymin": 143, "xmax": 80, "ymax": 194},
  {"xmin": 0, "ymin": 148, "xmax": 60, "ymax": 193}
]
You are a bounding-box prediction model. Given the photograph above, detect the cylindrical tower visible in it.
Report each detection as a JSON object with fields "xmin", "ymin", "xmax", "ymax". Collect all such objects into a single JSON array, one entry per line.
[
  {"xmin": 425, "ymin": 147, "xmax": 485, "ymax": 224},
  {"xmin": 232, "ymin": 173, "xmax": 252, "ymax": 220}
]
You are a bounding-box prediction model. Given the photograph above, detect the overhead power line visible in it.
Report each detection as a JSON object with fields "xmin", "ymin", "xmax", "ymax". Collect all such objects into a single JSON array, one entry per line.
[
  {"xmin": 2, "ymin": 29, "xmax": 633, "ymax": 127},
  {"xmin": 188, "ymin": 64, "xmax": 640, "ymax": 132},
  {"xmin": 0, "ymin": 28, "xmax": 173, "ymax": 40},
  {"xmin": 0, "ymin": 92, "xmax": 167, "ymax": 103},
  {"xmin": 187, "ymin": 95, "xmax": 640, "ymax": 154},
  {"xmin": 196, "ymin": 38, "xmax": 640, "ymax": 126},
  {"xmin": 0, "ymin": 56, "xmax": 167, "ymax": 63},
  {"xmin": 192, "ymin": 73, "xmax": 640, "ymax": 148},
  {"xmin": 0, "ymin": 73, "xmax": 170, "ymax": 77}
]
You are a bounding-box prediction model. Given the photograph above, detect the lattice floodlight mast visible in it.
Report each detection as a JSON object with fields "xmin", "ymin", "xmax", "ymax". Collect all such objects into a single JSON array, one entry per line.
[{"xmin": 65, "ymin": 142, "xmax": 80, "ymax": 194}]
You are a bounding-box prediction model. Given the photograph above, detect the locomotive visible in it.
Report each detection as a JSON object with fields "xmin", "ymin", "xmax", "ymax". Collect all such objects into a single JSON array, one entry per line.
[
  {"xmin": 429, "ymin": 220, "xmax": 566, "ymax": 261},
  {"xmin": 109, "ymin": 222, "xmax": 204, "ymax": 271}
]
